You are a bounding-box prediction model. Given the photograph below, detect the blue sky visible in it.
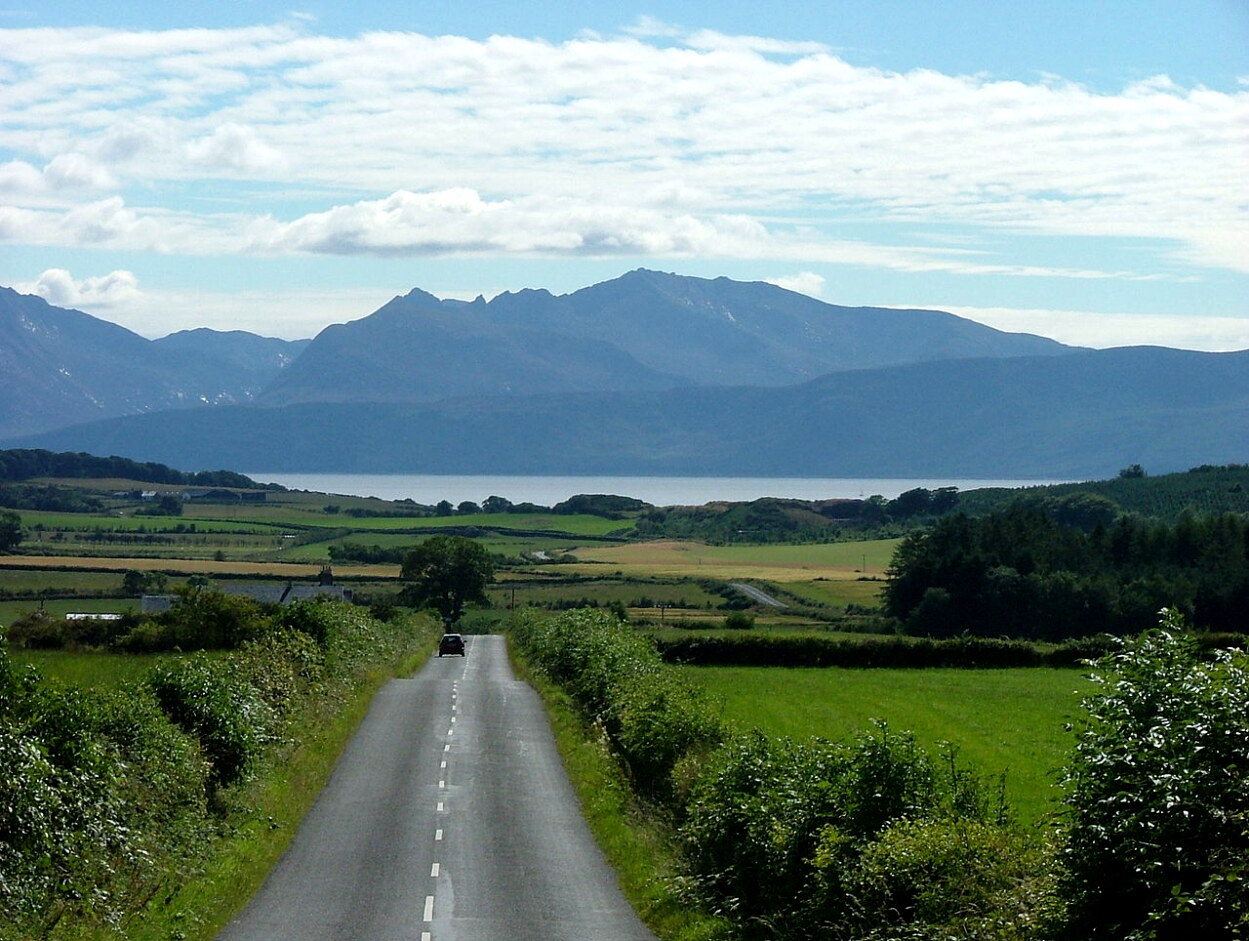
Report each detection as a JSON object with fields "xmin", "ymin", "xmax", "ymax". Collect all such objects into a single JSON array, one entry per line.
[{"xmin": 1, "ymin": 1, "xmax": 1245, "ymax": 349}]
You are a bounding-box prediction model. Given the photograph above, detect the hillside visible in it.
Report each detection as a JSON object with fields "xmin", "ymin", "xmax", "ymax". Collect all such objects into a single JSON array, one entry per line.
[
  {"xmin": 257, "ymin": 269, "xmax": 1074, "ymax": 405},
  {"xmin": 0, "ymin": 288, "xmax": 304, "ymax": 438},
  {"xmin": 11, "ymin": 346, "xmax": 1246, "ymax": 478}
]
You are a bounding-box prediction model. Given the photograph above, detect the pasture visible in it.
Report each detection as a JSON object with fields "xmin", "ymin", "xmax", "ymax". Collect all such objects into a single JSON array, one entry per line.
[
  {"xmin": 564, "ymin": 538, "xmax": 898, "ymax": 583},
  {"xmin": 10, "ymin": 648, "xmax": 186, "ymax": 687},
  {"xmin": 681, "ymin": 664, "xmax": 1093, "ymax": 825}
]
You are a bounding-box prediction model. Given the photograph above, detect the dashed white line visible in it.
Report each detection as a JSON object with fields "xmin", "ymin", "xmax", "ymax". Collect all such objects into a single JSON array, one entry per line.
[
  {"xmin": 423, "ymin": 895, "xmax": 434, "ymax": 922},
  {"xmin": 431, "ymin": 862, "xmax": 440, "ymax": 877},
  {"xmin": 435, "ymin": 828, "xmax": 443, "ymax": 840}
]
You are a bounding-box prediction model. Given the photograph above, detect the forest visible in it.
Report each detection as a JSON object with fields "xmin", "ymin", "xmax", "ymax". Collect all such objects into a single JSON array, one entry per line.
[{"xmin": 884, "ymin": 504, "xmax": 1249, "ymax": 638}]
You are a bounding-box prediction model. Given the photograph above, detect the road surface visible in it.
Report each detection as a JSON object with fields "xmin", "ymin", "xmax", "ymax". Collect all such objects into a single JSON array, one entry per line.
[
  {"xmin": 217, "ymin": 635, "xmax": 656, "ymax": 941},
  {"xmin": 730, "ymin": 582, "xmax": 787, "ymax": 607}
]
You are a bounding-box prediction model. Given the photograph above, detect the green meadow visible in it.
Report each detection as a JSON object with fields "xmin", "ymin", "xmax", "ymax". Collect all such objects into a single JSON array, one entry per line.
[{"xmin": 681, "ymin": 664, "xmax": 1094, "ymax": 825}]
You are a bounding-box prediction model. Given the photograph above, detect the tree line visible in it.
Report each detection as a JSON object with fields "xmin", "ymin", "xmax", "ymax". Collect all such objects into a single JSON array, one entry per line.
[
  {"xmin": 0, "ymin": 448, "xmax": 268, "ymax": 490},
  {"xmin": 884, "ymin": 504, "xmax": 1249, "ymax": 639}
]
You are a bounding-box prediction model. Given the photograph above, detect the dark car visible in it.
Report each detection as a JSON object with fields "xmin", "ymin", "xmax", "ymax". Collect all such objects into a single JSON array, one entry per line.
[{"xmin": 438, "ymin": 633, "xmax": 466, "ymax": 657}]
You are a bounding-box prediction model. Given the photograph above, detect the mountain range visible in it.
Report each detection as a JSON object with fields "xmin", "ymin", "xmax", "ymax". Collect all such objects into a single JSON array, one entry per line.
[{"xmin": 2, "ymin": 270, "xmax": 1245, "ymax": 478}]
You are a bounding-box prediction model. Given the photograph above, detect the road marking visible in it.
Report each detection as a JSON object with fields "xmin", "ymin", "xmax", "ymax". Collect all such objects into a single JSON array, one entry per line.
[
  {"xmin": 440, "ymin": 760, "xmax": 447, "ymax": 769},
  {"xmin": 439, "ymin": 779, "xmax": 446, "ymax": 789},
  {"xmin": 422, "ymin": 933, "xmax": 431, "ymax": 941},
  {"xmin": 444, "ymin": 743, "xmax": 451, "ymax": 752},
  {"xmin": 435, "ymin": 828, "xmax": 443, "ymax": 840},
  {"xmin": 423, "ymin": 895, "xmax": 434, "ymax": 922},
  {"xmin": 431, "ymin": 862, "xmax": 440, "ymax": 877},
  {"xmin": 437, "ymin": 802, "xmax": 444, "ymax": 812},
  {"xmin": 451, "ymin": 716, "xmax": 457, "ymax": 723}
]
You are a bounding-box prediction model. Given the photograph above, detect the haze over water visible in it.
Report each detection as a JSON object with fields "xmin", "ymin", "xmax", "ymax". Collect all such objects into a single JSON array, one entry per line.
[{"xmin": 247, "ymin": 473, "xmax": 1071, "ymax": 507}]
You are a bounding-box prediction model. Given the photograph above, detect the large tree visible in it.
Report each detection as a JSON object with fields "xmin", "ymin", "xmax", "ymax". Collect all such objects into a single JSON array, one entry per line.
[
  {"xmin": 0, "ymin": 509, "xmax": 22, "ymax": 553},
  {"xmin": 400, "ymin": 535, "xmax": 494, "ymax": 624}
]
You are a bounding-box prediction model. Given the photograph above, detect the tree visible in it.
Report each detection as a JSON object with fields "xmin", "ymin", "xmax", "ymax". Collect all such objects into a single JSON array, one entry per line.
[
  {"xmin": 121, "ymin": 570, "xmax": 168, "ymax": 596},
  {"xmin": 1059, "ymin": 611, "xmax": 1249, "ymax": 938},
  {"xmin": 481, "ymin": 495, "xmax": 513, "ymax": 514},
  {"xmin": 0, "ymin": 509, "xmax": 22, "ymax": 553},
  {"xmin": 400, "ymin": 535, "xmax": 494, "ymax": 624}
]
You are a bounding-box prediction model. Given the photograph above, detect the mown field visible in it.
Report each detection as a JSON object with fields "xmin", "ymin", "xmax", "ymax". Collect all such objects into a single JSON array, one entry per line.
[{"xmin": 681, "ymin": 664, "xmax": 1094, "ymax": 825}]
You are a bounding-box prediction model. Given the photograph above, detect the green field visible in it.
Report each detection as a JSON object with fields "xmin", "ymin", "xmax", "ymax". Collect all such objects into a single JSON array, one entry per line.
[
  {"xmin": 681, "ymin": 665, "xmax": 1093, "ymax": 824},
  {"xmin": 10, "ymin": 647, "xmax": 187, "ymax": 687}
]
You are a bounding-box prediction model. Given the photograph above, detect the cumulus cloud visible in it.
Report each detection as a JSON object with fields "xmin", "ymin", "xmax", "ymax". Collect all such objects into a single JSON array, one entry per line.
[
  {"xmin": 184, "ymin": 123, "xmax": 287, "ymax": 173},
  {"xmin": 24, "ymin": 267, "xmax": 140, "ymax": 308},
  {"xmin": 0, "ymin": 154, "xmax": 115, "ymax": 194}
]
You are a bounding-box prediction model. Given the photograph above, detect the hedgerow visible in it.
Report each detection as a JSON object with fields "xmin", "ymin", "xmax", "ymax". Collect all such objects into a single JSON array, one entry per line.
[
  {"xmin": 510, "ymin": 608, "xmax": 1059, "ymax": 938},
  {"xmin": 511, "ymin": 608, "xmax": 724, "ymax": 800},
  {"xmin": 654, "ymin": 632, "xmax": 1132, "ymax": 669},
  {"xmin": 0, "ymin": 599, "xmax": 430, "ymax": 939}
]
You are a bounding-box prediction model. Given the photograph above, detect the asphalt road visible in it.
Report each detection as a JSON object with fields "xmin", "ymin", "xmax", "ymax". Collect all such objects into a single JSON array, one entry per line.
[
  {"xmin": 217, "ymin": 635, "xmax": 656, "ymax": 941},
  {"xmin": 730, "ymin": 582, "xmax": 787, "ymax": 607}
]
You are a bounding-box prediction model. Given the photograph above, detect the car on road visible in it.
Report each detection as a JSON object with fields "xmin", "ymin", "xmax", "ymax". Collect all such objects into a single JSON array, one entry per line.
[{"xmin": 438, "ymin": 633, "xmax": 466, "ymax": 657}]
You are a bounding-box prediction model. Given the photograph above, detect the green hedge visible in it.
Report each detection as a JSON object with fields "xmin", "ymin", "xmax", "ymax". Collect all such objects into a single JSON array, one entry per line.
[
  {"xmin": 510, "ymin": 609, "xmax": 1061, "ymax": 938},
  {"xmin": 0, "ymin": 601, "xmax": 428, "ymax": 939},
  {"xmin": 510, "ymin": 608, "xmax": 723, "ymax": 801}
]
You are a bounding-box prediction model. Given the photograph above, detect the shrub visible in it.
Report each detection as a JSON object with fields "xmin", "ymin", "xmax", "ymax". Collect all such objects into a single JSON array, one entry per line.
[
  {"xmin": 511, "ymin": 608, "xmax": 724, "ymax": 800},
  {"xmin": 843, "ymin": 818, "xmax": 1063, "ymax": 940},
  {"xmin": 1059, "ymin": 610, "xmax": 1249, "ymax": 939},
  {"xmin": 148, "ymin": 658, "xmax": 273, "ymax": 791},
  {"xmin": 679, "ymin": 722, "xmax": 1019, "ymax": 937}
]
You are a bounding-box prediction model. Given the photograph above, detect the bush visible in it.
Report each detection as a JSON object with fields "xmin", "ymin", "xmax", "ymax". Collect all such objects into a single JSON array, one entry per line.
[
  {"xmin": 1058, "ymin": 611, "xmax": 1249, "ymax": 939},
  {"xmin": 679, "ymin": 722, "xmax": 1026, "ymax": 938},
  {"xmin": 148, "ymin": 658, "xmax": 273, "ymax": 791},
  {"xmin": 843, "ymin": 818, "xmax": 1063, "ymax": 940},
  {"xmin": 511, "ymin": 608, "xmax": 724, "ymax": 800}
]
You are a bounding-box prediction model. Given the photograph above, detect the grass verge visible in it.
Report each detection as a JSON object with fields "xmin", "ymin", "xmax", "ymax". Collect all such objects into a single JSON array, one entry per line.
[{"xmin": 507, "ymin": 640, "xmax": 734, "ymax": 941}]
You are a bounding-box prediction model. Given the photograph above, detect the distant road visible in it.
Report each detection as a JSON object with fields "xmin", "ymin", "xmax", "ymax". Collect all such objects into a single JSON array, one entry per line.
[
  {"xmin": 730, "ymin": 582, "xmax": 787, "ymax": 607},
  {"xmin": 217, "ymin": 636, "xmax": 655, "ymax": 941}
]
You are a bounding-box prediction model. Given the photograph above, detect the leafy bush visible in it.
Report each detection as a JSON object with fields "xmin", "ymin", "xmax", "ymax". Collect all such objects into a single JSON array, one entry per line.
[
  {"xmin": 843, "ymin": 818, "xmax": 1063, "ymax": 940},
  {"xmin": 680, "ymin": 722, "xmax": 1030, "ymax": 938},
  {"xmin": 1059, "ymin": 611, "xmax": 1249, "ymax": 939},
  {"xmin": 511, "ymin": 608, "xmax": 724, "ymax": 799},
  {"xmin": 148, "ymin": 658, "xmax": 273, "ymax": 791}
]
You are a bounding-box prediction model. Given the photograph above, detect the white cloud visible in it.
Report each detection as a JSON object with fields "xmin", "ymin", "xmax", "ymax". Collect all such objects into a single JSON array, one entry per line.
[
  {"xmin": 0, "ymin": 22, "xmax": 1243, "ymax": 279},
  {"xmin": 20, "ymin": 267, "xmax": 140, "ymax": 309},
  {"xmin": 42, "ymin": 152, "xmax": 117, "ymax": 189},
  {"xmin": 0, "ymin": 159, "xmax": 42, "ymax": 192},
  {"xmin": 943, "ymin": 305, "xmax": 1249, "ymax": 352},
  {"xmin": 767, "ymin": 271, "xmax": 826, "ymax": 298},
  {"xmin": 184, "ymin": 123, "xmax": 288, "ymax": 173},
  {"xmin": 0, "ymin": 154, "xmax": 115, "ymax": 194}
]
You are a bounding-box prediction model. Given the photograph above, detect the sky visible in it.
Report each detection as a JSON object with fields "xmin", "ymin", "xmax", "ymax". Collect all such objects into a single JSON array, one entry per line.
[{"xmin": 0, "ymin": 1, "xmax": 1246, "ymax": 350}]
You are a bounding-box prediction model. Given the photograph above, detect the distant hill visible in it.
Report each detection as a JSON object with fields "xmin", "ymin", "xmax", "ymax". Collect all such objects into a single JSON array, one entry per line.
[
  {"xmin": 0, "ymin": 288, "xmax": 305, "ymax": 438},
  {"xmin": 257, "ymin": 269, "xmax": 1074, "ymax": 405},
  {"xmin": 12, "ymin": 347, "xmax": 1247, "ymax": 479}
]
